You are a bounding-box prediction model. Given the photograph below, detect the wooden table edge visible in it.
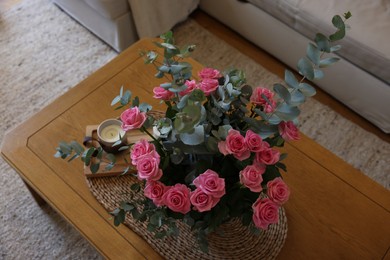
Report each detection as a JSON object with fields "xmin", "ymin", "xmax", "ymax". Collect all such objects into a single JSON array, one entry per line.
[{"xmin": 289, "ymin": 133, "xmax": 390, "ymax": 211}]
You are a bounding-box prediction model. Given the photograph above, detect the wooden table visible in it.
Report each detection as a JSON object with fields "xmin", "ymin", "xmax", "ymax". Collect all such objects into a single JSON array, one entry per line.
[{"xmin": 2, "ymin": 38, "xmax": 389, "ymax": 259}]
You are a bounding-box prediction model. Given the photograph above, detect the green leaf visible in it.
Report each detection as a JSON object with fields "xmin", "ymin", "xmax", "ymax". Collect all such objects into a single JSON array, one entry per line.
[
  {"xmin": 284, "ymin": 70, "xmax": 300, "ymax": 89},
  {"xmin": 130, "ymin": 183, "xmax": 141, "ymax": 192},
  {"xmin": 180, "ymin": 125, "xmax": 204, "ymax": 145},
  {"xmin": 132, "ymin": 96, "xmax": 139, "ymax": 107},
  {"xmin": 83, "ymin": 147, "xmax": 96, "ymax": 166},
  {"xmin": 59, "ymin": 141, "xmax": 72, "ymax": 155},
  {"xmin": 314, "ymin": 69, "xmax": 324, "ymax": 79},
  {"xmin": 332, "ymin": 15, "xmax": 345, "ymax": 29},
  {"xmin": 319, "ymin": 57, "xmax": 340, "ymax": 68},
  {"xmin": 120, "ymin": 202, "xmax": 135, "ymax": 212},
  {"xmin": 106, "ymin": 153, "xmax": 116, "ymax": 164},
  {"xmin": 287, "ymin": 91, "xmax": 305, "ymax": 106},
  {"xmin": 344, "ymin": 11, "xmax": 352, "ymax": 19},
  {"xmin": 330, "ymin": 45, "xmax": 342, "ymax": 52},
  {"xmin": 67, "ymin": 153, "xmax": 79, "ymax": 162},
  {"xmin": 275, "ymin": 103, "xmax": 300, "ymax": 121},
  {"xmin": 276, "ymin": 162, "xmax": 287, "ymax": 172},
  {"xmin": 267, "ymin": 114, "xmax": 282, "ymax": 125},
  {"xmin": 306, "ymin": 43, "xmax": 320, "ymax": 66},
  {"xmin": 145, "ymin": 51, "xmax": 157, "ymax": 64},
  {"xmin": 90, "ymin": 163, "xmax": 100, "ymax": 174},
  {"xmin": 314, "ymin": 33, "xmax": 331, "ymax": 52},
  {"xmin": 120, "ymin": 90, "xmax": 132, "ymax": 106},
  {"xmin": 297, "ymin": 57, "xmax": 314, "ymax": 80},
  {"xmin": 273, "ymin": 83, "xmax": 291, "ymax": 103},
  {"xmin": 160, "ymin": 42, "xmax": 177, "ymax": 50},
  {"xmin": 139, "ymin": 102, "xmax": 152, "ymax": 112},
  {"xmin": 96, "ymin": 147, "xmax": 104, "ymax": 159},
  {"xmin": 150, "ymin": 213, "xmax": 163, "ymax": 227},
  {"xmin": 298, "ymin": 83, "xmax": 316, "ymax": 97},
  {"xmin": 154, "ymin": 231, "xmax": 167, "ymax": 239},
  {"xmin": 111, "ymin": 95, "xmax": 121, "ymax": 106},
  {"xmin": 70, "ymin": 141, "xmax": 84, "ymax": 155},
  {"xmin": 113, "ymin": 209, "xmax": 126, "ymax": 226}
]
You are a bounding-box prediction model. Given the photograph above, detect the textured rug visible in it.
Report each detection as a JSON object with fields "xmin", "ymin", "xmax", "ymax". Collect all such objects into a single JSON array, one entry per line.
[{"xmin": 0, "ymin": 0, "xmax": 388, "ymax": 259}]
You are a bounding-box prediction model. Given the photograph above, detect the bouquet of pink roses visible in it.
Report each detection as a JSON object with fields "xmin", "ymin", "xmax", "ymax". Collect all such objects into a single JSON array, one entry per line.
[{"xmin": 56, "ymin": 12, "xmax": 350, "ymax": 252}]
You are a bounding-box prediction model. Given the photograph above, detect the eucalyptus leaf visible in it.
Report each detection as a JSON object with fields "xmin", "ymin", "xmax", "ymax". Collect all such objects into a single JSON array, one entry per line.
[
  {"xmin": 331, "ymin": 15, "xmax": 345, "ymax": 29},
  {"xmin": 267, "ymin": 114, "xmax": 282, "ymax": 125},
  {"xmin": 273, "ymin": 83, "xmax": 291, "ymax": 103},
  {"xmin": 297, "ymin": 57, "xmax": 315, "ymax": 80},
  {"xmin": 306, "ymin": 43, "xmax": 320, "ymax": 65},
  {"xmin": 113, "ymin": 209, "xmax": 126, "ymax": 226},
  {"xmin": 319, "ymin": 57, "xmax": 340, "ymax": 68},
  {"xmin": 139, "ymin": 102, "xmax": 152, "ymax": 112},
  {"xmin": 90, "ymin": 163, "xmax": 100, "ymax": 174},
  {"xmin": 180, "ymin": 125, "xmax": 204, "ymax": 145},
  {"xmin": 145, "ymin": 51, "xmax": 157, "ymax": 64},
  {"xmin": 59, "ymin": 141, "xmax": 72, "ymax": 155},
  {"xmin": 275, "ymin": 103, "xmax": 301, "ymax": 121},
  {"xmin": 284, "ymin": 70, "xmax": 300, "ymax": 89},
  {"xmin": 298, "ymin": 83, "xmax": 316, "ymax": 97},
  {"xmin": 330, "ymin": 45, "xmax": 342, "ymax": 52},
  {"xmin": 111, "ymin": 95, "xmax": 121, "ymax": 106},
  {"xmin": 288, "ymin": 91, "xmax": 306, "ymax": 106},
  {"xmin": 160, "ymin": 42, "xmax": 177, "ymax": 50},
  {"xmin": 217, "ymin": 125, "xmax": 232, "ymax": 139},
  {"xmin": 120, "ymin": 90, "xmax": 132, "ymax": 106},
  {"xmin": 314, "ymin": 69, "xmax": 324, "ymax": 79},
  {"xmin": 314, "ymin": 33, "xmax": 331, "ymax": 52}
]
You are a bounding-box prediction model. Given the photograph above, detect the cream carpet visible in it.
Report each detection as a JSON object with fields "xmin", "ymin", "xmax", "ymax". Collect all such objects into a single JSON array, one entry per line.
[{"xmin": 0, "ymin": 0, "xmax": 388, "ymax": 259}]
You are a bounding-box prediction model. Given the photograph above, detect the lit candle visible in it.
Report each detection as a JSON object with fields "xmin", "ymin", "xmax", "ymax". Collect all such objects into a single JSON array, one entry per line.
[
  {"xmin": 100, "ymin": 124, "xmax": 124, "ymax": 142},
  {"xmin": 97, "ymin": 119, "xmax": 126, "ymax": 149}
]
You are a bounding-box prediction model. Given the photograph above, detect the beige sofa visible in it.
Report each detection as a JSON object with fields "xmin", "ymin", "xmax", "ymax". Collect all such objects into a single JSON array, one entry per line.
[
  {"xmin": 52, "ymin": 0, "xmax": 199, "ymax": 52},
  {"xmin": 200, "ymin": 0, "xmax": 390, "ymax": 133}
]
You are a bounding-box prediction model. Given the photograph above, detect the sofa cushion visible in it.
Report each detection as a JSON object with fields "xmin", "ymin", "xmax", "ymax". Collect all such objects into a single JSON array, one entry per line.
[
  {"xmin": 247, "ymin": 0, "xmax": 390, "ymax": 85},
  {"xmin": 84, "ymin": 0, "xmax": 129, "ymax": 19}
]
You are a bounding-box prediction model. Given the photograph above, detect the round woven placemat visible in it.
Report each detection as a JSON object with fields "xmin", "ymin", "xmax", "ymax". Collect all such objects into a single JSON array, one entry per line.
[{"xmin": 86, "ymin": 175, "xmax": 288, "ymax": 260}]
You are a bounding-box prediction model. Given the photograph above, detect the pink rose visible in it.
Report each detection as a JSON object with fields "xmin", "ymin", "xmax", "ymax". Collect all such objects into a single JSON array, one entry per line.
[
  {"xmin": 244, "ymin": 130, "xmax": 267, "ymax": 152},
  {"xmin": 218, "ymin": 129, "xmax": 250, "ymax": 161},
  {"xmin": 153, "ymin": 86, "xmax": 174, "ymax": 101},
  {"xmin": 190, "ymin": 188, "xmax": 218, "ymax": 212},
  {"xmin": 163, "ymin": 184, "xmax": 191, "ymax": 214},
  {"xmin": 255, "ymin": 147, "xmax": 280, "ymax": 165},
  {"xmin": 198, "ymin": 67, "xmax": 222, "ymax": 79},
  {"xmin": 135, "ymin": 150, "xmax": 162, "ymax": 181},
  {"xmin": 193, "ymin": 169, "xmax": 225, "ymax": 199},
  {"xmin": 267, "ymin": 177, "xmax": 290, "ymax": 205},
  {"xmin": 252, "ymin": 198, "xmax": 279, "ymax": 230},
  {"xmin": 120, "ymin": 106, "xmax": 147, "ymax": 131},
  {"xmin": 199, "ymin": 78, "xmax": 219, "ymax": 96},
  {"xmin": 130, "ymin": 139, "xmax": 155, "ymax": 165},
  {"xmin": 239, "ymin": 164, "xmax": 266, "ymax": 192},
  {"xmin": 279, "ymin": 121, "xmax": 300, "ymax": 141},
  {"xmin": 144, "ymin": 181, "xmax": 168, "ymax": 207},
  {"xmin": 250, "ymin": 87, "xmax": 276, "ymax": 113},
  {"xmin": 179, "ymin": 79, "xmax": 198, "ymax": 96}
]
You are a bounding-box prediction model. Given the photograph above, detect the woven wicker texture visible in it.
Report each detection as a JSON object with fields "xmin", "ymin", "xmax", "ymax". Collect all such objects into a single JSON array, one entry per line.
[{"xmin": 86, "ymin": 175, "xmax": 288, "ymax": 260}]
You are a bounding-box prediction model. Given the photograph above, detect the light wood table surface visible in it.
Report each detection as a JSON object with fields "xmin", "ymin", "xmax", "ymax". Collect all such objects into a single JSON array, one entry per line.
[{"xmin": 1, "ymin": 38, "xmax": 389, "ymax": 259}]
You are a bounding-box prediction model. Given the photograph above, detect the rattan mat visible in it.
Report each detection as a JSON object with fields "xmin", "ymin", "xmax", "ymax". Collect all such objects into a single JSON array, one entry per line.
[{"xmin": 86, "ymin": 175, "xmax": 288, "ymax": 259}]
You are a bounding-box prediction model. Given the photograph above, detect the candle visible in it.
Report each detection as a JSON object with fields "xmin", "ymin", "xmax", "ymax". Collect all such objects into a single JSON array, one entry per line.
[
  {"xmin": 100, "ymin": 124, "xmax": 124, "ymax": 142},
  {"xmin": 97, "ymin": 119, "xmax": 126, "ymax": 151}
]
